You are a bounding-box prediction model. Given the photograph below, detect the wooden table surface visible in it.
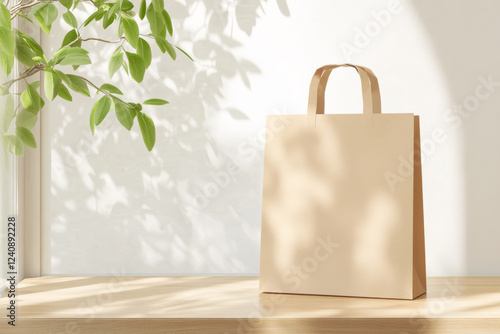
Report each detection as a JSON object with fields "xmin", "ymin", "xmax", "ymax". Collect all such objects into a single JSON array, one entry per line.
[{"xmin": 1, "ymin": 276, "xmax": 499, "ymax": 333}]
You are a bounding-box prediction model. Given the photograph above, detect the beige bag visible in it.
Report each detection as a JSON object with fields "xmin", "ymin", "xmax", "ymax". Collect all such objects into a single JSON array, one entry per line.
[{"xmin": 259, "ymin": 64, "xmax": 426, "ymax": 299}]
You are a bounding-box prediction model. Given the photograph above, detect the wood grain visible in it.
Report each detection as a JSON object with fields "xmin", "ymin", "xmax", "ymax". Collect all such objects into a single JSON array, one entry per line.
[{"xmin": 1, "ymin": 276, "xmax": 499, "ymax": 333}]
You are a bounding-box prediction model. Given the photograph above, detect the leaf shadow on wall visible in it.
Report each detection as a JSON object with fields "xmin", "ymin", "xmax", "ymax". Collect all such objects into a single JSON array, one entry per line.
[
  {"xmin": 47, "ymin": 0, "xmax": 290, "ymax": 275},
  {"xmin": 411, "ymin": 0, "xmax": 500, "ymax": 276}
]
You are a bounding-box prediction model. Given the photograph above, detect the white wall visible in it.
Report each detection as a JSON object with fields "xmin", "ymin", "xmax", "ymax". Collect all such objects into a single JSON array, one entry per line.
[{"xmin": 42, "ymin": 0, "xmax": 500, "ymax": 276}]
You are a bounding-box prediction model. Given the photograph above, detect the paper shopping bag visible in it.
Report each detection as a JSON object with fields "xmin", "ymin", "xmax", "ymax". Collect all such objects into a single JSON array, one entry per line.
[{"xmin": 259, "ymin": 64, "xmax": 426, "ymax": 299}]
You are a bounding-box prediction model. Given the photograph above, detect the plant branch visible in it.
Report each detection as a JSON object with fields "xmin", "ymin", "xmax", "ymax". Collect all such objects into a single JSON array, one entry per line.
[
  {"xmin": 77, "ymin": 75, "xmax": 100, "ymax": 91},
  {"xmin": 1, "ymin": 64, "xmax": 45, "ymax": 89},
  {"xmin": 76, "ymin": 75, "xmax": 135, "ymax": 108},
  {"xmin": 10, "ymin": 0, "xmax": 35, "ymax": 12},
  {"xmin": 74, "ymin": 36, "xmax": 125, "ymax": 46},
  {"xmin": 10, "ymin": 0, "xmax": 40, "ymax": 19},
  {"xmin": 4, "ymin": 35, "xmax": 123, "ymax": 92},
  {"xmin": 10, "ymin": 0, "xmax": 98, "ymax": 19},
  {"xmin": 81, "ymin": 37, "xmax": 125, "ymax": 43},
  {"xmin": 64, "ymin": 35, "xmax": 126, "ymax": 48}
]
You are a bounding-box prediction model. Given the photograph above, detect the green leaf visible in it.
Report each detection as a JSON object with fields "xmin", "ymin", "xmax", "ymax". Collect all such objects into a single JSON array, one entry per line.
[
  {"xmin": 53, "ymin": 46, "xmax": 86, "ymax": 60},
  {"xmin": 120, "ymin": 13, "xmax": 139, "ymax": 48},
  {"xmin": 63, "ymin": 11, "xmax": 78, "ymax": 28},
  {"xmin": 32, "ymin": 56, "xmax": 46, "ymax": 63},
  {"xmin": 143, "ymin": 98, "xmax": 168, "ymax": 105},
  {"xmin": 83, "ymin": 10, "xmax": 100, "ymax": 27},
  {"xmin": 122, "ymin": 59, "xmax": 129, "ymax": 74},
  {"xmin": 137, "ymin": 38, "xmax": 152, "ymax": 68},
  {"xmin": 1, "ymin": 93, "xmax": 14, "ymax": 132},
  {"xmin": 28, "ymin": 3, "xmax": 48, "ymax": 15},
  {"xmin": 17, "ymin": 30, "xmax": 44, "ymax": 57},
  {"xmin": 59, "ymin": 0, "xmax": 73, "ymax": 10},
  {"xmin": 0, "ymin": 84, "xmax": 8, "ymax": 95},
  {"xmin": 130, "ymin": 102, "xmax": 142, "ymax": 112},
  {"xmin": 21, "ymin": 83, "xmax": 45, "ymax": 114},
  {"xmin": 117, "ymin": 18, "xmax": 124, "ymax": 36},
  {"xmin": 109, "ymin": 2, "xmax": 120, "ymax": 17},
  {"xmin": 93, "ymin": 95, "xmax": 112, "ymax": 125},
  {"xmin": 31, "ymin": 81, "xmax": 41, "ymax": 90},
  {"xmin": 137, "ymin": 112, "xmax": 155, "ymax": 151},
  {"xmin": 63, "ymin": 74, "xmax": 90, "ymax": 97},
  {"xmin": 0, "ymin": 3, "xmax": 11, "ymax": 29},
  {"xmin": 152, "ymin": 0, "xmax": 164, "ymax": 13},
  {"xmin": 16, "ymin": 109, "xmax": 38, "ymax": 129},
  {"xmin": 114, "ymin": 100, "xmax": 135, "ymax": 130},
  {"xmin": 121, "ymin": 0, "xmax": 134, "ymax": 11},
  {"xmin": 139, "ymin": 0, "xmax": 146, "ymax": 20},
  {"xmin": 99, "ymin": 83, "xmax": 123, "ymax": 95},
  {"xmin": 125, "ymin": 52, "xmax": 146, "ymax": 83},
  {"xmin": 33, "ymin": 4, "xmax": 58, "ymax": 35},
  {"xmin": 147, "ymin": 4, "xmax": 165, "ymax": 37},
  {"xmin": 162, "ymin": 10, "xmax": 173, "ymax": 36},
  {"xmin": 0, "ymin": 49, "xmax": 14, "ymax": 76},
  {"xmin": 108, "ymin": 48, "xmax": 123, "ymax": 79},
  {"xmin": 175, "ymin": 45, "xmax": 194, "ymax": 61},
  {"xmin": 73, "ymin": 0, "xmax": 81, "ymax": 10},
  {"xmin": 2, "ymin": 134, "xmax": 24, "ymax": 156},
  {"xmin": 0, "ymin": 27, "xmax": 15, "ymax": 56},
  {"xmin": 44, "ymin": 69, "xmax": 62, "ymax": 101},
  {"xmin": 102, "ymin": 10, "xmax": 115, "ymax": 29},
  {"xmin": 57, "ymin": 83, "xmax": 72, "ymax": 101},
  {"xmin": 16, "ymin": 126, "xmax": 36, "ymax": 149},
  {"xmin": 15, "ymin": 34, "xmax": 37, "ymax": 67},
  {"xmin": 34, "ymin": 14, "xmax": 49, "ymax": 34},
  {"xmin": 89, "ymin": 105, "xmax": 96, "ymax": 135},
  {"xmin": 56, "ymin": 47, "xmax": 92, "ymax": 66},
  {"xmin": 154, "ymin": 36, "xmax": 176, "ymax": 60},
  {"xmin": 17, "ymin": 13, "xmax": 34, "ymax": 24},
  {"xmin": 61, "ymin": 29, "xmax": 80, "ymax": 48},
  {"xmin": 95, "ymin": 7, "xmax": 106, "ymax": 20},
  {"xmin": 53, "ymin": 69, "xmax": 69, "ymax": 83}
]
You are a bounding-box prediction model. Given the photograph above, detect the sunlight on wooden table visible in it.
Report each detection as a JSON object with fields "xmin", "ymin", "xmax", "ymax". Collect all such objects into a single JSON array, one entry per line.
[{"xmin": 1, "ymin": 276, "xmax": 499, "ymax": 333}]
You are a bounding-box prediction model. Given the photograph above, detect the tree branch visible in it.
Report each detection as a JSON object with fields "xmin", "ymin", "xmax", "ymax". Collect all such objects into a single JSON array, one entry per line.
[
  {"xmin": 63, "ymin": 36, "xmax": 125, "ymax": 49},
  {"xmin": 77, "ymin": 75, "xmax": 100, "ymax": 91},
  {"xmin": 76, "ymin": 76, "xmax": 135, "ymax": 108},
  {"xmin": 10, "ymin": 1, "xmax": 40, "ymax": 19},
  {"xmin": 81, "ymin": 37, "xmax": 125, "ymax": 44},
  {"xmin": 4, "ymin": 2, "xmax": 125, "ymax": 98},
  {"xmin": 1, "ymin": 64, "xmax": 45, "ymax": 89},
  {"xmin": 4, "ymin": 35, "xmax": 124, "ymax": 92},
  {"xmin": 10, "ymin": 0, "xmax": 98, "ymax": 19},
  {"xmin": 10, "ymin": 0, "xmax": 34, "ymax": 12}
]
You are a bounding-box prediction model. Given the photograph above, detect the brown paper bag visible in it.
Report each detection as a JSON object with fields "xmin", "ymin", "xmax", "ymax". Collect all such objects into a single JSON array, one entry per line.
[{"xmin": 259, "ymin": 64, "xmax": 426, "ymax": 299}]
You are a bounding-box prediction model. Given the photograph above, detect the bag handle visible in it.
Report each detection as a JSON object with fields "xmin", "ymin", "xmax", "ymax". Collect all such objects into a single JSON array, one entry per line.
[
  {"xmin": 317, "ymin": 64, "xmax": 381, "ymax": 114},
  {"xmin": 307, "ymin": 64, "xmax": 381, "ymax": 126}
]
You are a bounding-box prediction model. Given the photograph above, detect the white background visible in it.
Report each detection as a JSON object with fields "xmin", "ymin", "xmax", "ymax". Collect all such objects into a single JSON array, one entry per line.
[{"xmin": 41, "ymin": 0, "xmax": 500, "ymax": 276}]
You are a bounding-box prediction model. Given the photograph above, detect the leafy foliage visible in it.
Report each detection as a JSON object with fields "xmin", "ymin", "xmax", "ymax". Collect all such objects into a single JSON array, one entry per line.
[{"xmin": 1, "ymin": 0, "xmax": 192, "ymax": 156}]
